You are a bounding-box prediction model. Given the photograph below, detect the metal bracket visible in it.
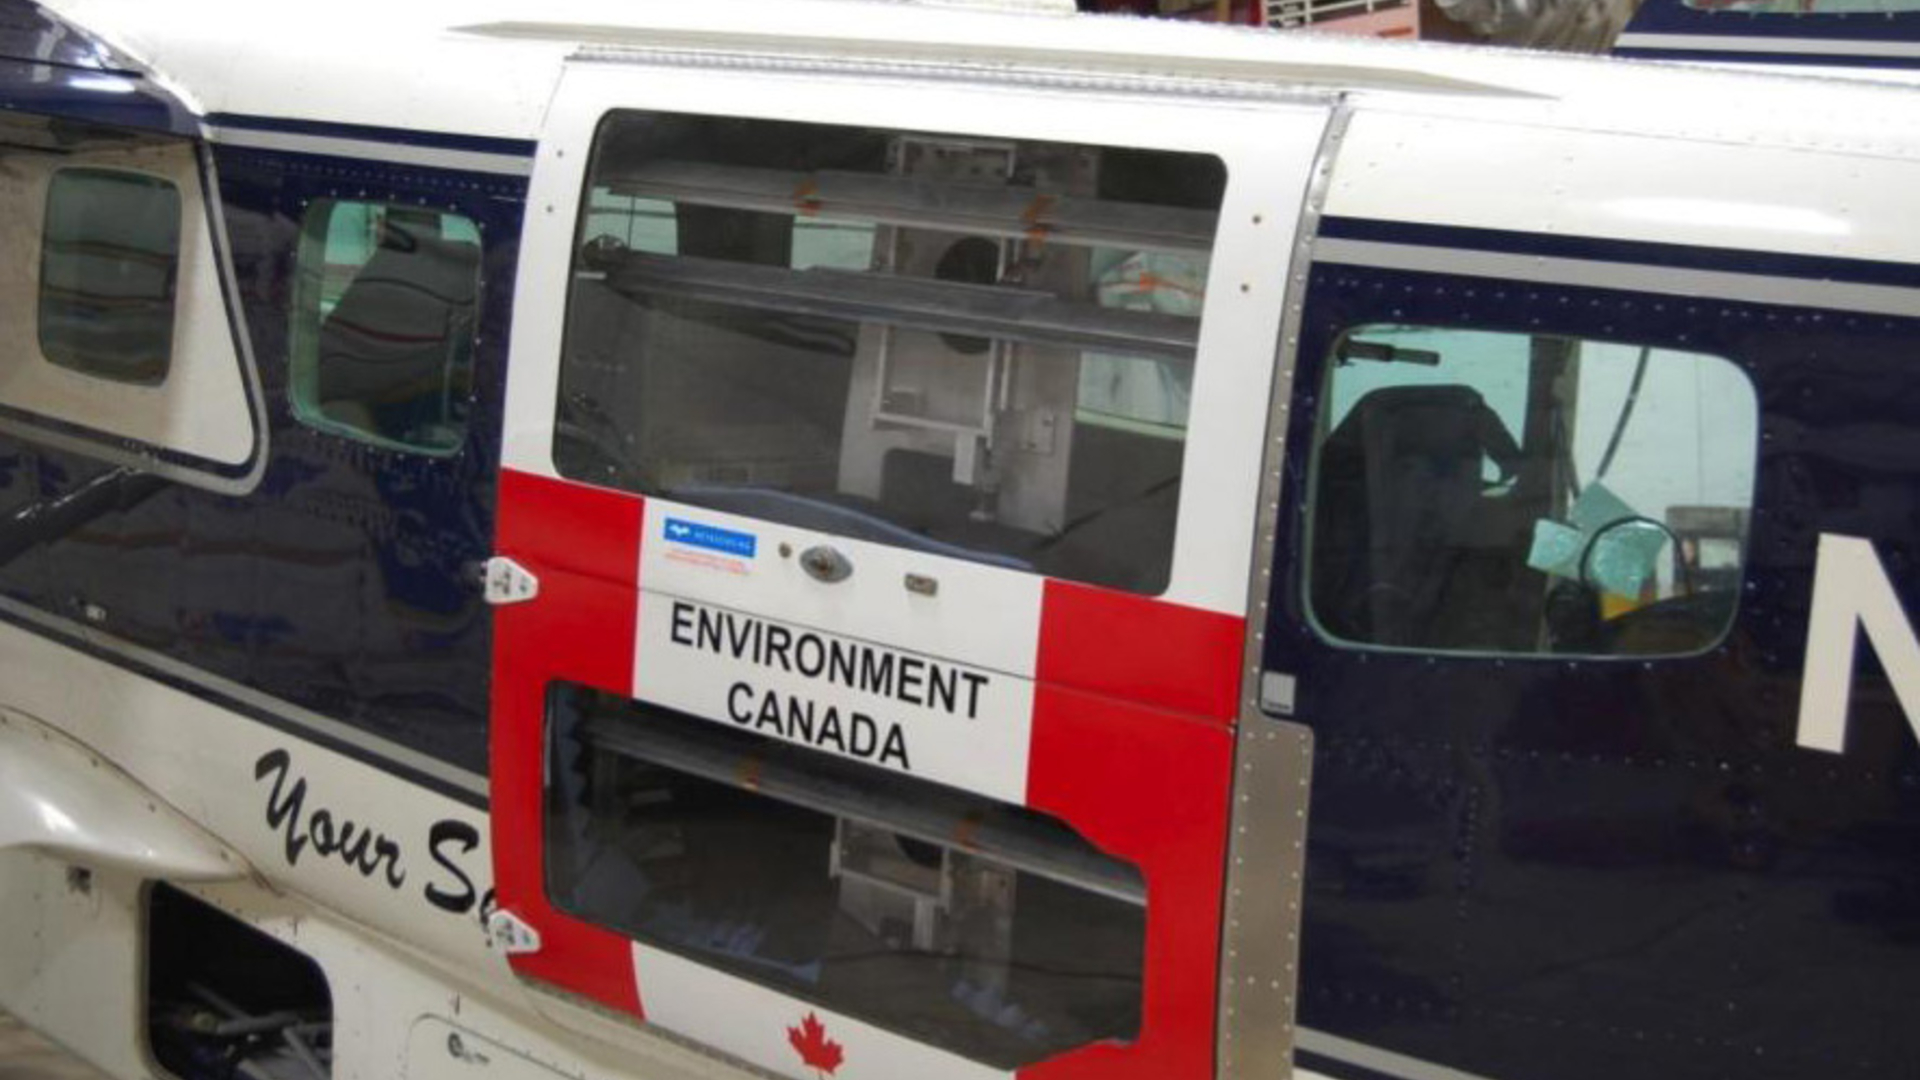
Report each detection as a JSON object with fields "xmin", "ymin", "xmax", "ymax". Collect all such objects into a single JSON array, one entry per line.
[
  {"xmin": 481, "ymin": 556, "xmax": 540, "ymax": 606},
  {"xmin": 486, "ymin": 909, "xmax": 543, "ymax": 955}
]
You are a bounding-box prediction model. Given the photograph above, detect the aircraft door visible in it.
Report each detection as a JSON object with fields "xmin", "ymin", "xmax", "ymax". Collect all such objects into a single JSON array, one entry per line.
[{"xmin": 493, "ymin": 58, "xmax": 1326, "ymax": 1080}]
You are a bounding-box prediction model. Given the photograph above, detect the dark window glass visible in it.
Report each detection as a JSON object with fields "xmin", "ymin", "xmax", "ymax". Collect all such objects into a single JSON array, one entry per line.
[
  {"xmin": 1306, "ymin": 324, "xmax": 1757, "ymax": 656},
  {"xmin": 290, "ymin": 201, "xmax": 481, "ymax": 454},
  {"xmin": 557, "ymin": 113, "xmax": 1225, "ymax": 595},
  {"xmin": 39, "ymin": 168, "xmax": 181, "ymax": 384},
  {"xmin": 547, "ymin": 684, "xmax": 1145, "ymax": 1069}
]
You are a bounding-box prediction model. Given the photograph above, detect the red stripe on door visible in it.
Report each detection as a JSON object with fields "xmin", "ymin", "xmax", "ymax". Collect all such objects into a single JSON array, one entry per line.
[
  {"xmin": 1021, "ymin": 683, "xmax": 1236, "ymax": 1080},
  {"xmin": 1024, "ymin": 579, "xmax": 1245, "ymax": 1079},
  {"xmin": 1036, "ymin": 579, "xmax": 1246, "ymax": 724},
  {"xmin": 491, "ymin": 469, "xmax": 645, "ymax": 1016}
]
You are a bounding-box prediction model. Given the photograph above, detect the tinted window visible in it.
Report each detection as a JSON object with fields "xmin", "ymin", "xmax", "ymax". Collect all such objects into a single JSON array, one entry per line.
[
  {"xmin": 290, "ymin": 200, "xmax": 481, "ymax": 454},
  {"xmin": 557, "ymin": 112, "xmax": 1225, "ymax": 595},
  {"xmin": 1307, "ymin": 324, "xmax": 1757, "ymax": 656},
  {"xmin": 39, "ymin": 168, "xmax": 181, "ymax": 384}
]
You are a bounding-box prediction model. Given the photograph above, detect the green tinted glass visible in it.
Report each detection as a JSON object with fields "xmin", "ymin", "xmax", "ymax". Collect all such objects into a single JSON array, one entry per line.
[{"xmin": 289, "ymin": 200, "xmax": 481, "ymax": 454}]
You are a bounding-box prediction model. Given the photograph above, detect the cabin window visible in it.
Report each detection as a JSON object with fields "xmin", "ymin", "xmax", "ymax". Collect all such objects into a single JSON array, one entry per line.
[
  {"xmin": 545, "ymin": 683, "xmax": 1145, "ymax": 1070},
  {"xmin": 557, "ymin": 112, "xmax": 1225, "ymax": 595},
  {"xmin": 289, "ymin": 200, "xmax": 482, "ymax": 454},
  {"xmin": 39, "ymin": 168, "xmax": 182, "ymax": 385},
  {"xmin": 1304, "ymin": 324, "xmax": 1758, "ymax": 657}
]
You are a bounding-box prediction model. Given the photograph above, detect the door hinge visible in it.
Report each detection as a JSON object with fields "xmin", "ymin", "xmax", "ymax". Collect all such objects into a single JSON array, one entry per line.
[
  {"xmin": 481, "ymin": 556, "xmax": 539, "ymax": 606},
  {"xmin": 486, "ymin": 909, "xmax": 543, "ymax": 955}
]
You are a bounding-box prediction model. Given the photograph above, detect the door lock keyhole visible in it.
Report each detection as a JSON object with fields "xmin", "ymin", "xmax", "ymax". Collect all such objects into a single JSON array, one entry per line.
[{"xmin": 800, "ymin": 545, "xmax": 853, "ymax": 584}]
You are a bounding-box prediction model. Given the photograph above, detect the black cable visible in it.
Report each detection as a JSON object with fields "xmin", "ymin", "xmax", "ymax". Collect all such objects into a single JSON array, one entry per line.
[{"xmin": 1594, "ymin": 345, "xmax": 1651, "ymax": 483}]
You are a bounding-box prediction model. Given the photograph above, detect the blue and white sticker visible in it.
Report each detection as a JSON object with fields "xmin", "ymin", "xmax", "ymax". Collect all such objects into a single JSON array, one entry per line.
[{"xmin": 663, "ymin": 517, "xmax": 758, "ymax": 560}]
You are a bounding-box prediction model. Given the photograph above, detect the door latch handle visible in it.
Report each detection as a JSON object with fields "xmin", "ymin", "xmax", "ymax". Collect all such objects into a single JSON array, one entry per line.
[
  {"xmin": 479, "ymin": 556, "xmax": 540, "ymax": 605},
  {"xmin": 799, "ymin": 545, "xmax": 853, "ymax": 584}
]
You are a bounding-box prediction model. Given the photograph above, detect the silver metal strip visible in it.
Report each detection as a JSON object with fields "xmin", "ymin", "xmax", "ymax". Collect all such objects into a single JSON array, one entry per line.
[
  {"xmin": 197, "ymin": 140, "xmax": 271, "ymax": 498},
  {"xmin": 465, "ymin": 18, "xmax": 1542, "ymax": 100},
  {"xmin": 1215, "ymin": 98, "xmax": 1352, "ymax": 1080},
  {"xmin": 1298, "ymin": 1026, "xmax": 1504, "ymax": 1080},
  {"xmin": 1317, "ymin": 237, "xmax": 1920, "ymax": 319},
  {"xmin": 1616, "ymin": 31, "xmax": 1920, "ymax": 59},
  {"xmin": 0, "ymin": 592, "xmax": 490, "ymax": 800},
  {"xmin": 569, "ymin": 44, "xmax": 1355, "ymax": 108},
  {"xmin": 206, "ymin": 127, "xmax": 535, "ymax": 177}
]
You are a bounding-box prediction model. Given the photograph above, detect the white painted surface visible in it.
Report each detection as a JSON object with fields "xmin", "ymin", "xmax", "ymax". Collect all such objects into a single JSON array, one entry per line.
[
  {"xmin": 408, "ymin": 1018, "xmax": 574, "ymax": 1080},
  {"xmin": 0, "ymin": 1012, "xmax": 111, "ymax": 1080},
  {"xmin": 0, "ymin": 708, "xmax": 244, "ymax": 881},
  {"xmin": 632, "ymin": 943, "xmax": 1009, "ymax": 1080},
  {"xmin": 0, "ymin": 142, "xmax": 256, "ymax": 468},
  {"xmin": 1327, "ymin": 108, "xmax": 1920, "ymax": 265},
  {"xmin": 0, "ymin": 620, "xmax": 778, "ymax": 1080}
]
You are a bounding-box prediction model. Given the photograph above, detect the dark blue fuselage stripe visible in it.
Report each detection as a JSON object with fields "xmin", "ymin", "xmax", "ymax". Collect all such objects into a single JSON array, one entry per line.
[
  {"xmin": 1623, "ymin": 0, "xmax": 1920, "ymax": 44},
  {"xmin": 1318, "ymin": 215, "xmax": 1920, "ymax": 291},
  {"xmin": 206, "ymin": 112, "xmax": 538, "ymax": 158},
  {"xmin": 1615, "ymin": 44, "xmax": 1920, "ymax": 67}
]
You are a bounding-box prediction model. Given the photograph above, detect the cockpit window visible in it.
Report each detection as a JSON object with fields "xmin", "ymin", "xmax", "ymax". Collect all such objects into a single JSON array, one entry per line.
[
  {"xmin": 1305, "ymin": 324, "xmax": 1758, "ymax": 657},
  {"xmin": 556, "ymin": 112, "xmax": 1225, "ymax": 595}
]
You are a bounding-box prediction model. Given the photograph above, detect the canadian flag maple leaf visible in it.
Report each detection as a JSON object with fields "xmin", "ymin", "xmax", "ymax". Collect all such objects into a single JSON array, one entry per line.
[{"xmin": 786, "ymin": 1011, "xmax": 846, "ymax": 1077}]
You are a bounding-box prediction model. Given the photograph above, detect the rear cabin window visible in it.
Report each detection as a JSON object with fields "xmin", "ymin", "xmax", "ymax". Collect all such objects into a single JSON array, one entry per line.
[
  {"xmin": 1306, "ymin": 325, "xmax": 1758, "ymax": 657},
  {"xmin": 290, "ymin": 200, "xmax": 482, "ymax": 454},
  {"xmin": 39, "ymin": 167, "xmax": 182, "ymax": 384},
  {"xmin": 557, "ymin": 112, "xmax": 1226, "ymax": 595}
]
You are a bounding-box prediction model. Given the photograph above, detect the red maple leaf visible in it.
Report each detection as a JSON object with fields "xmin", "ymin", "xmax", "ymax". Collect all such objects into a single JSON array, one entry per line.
[{"xmin": 786, "ymin": 1011, "xmax": 845, "ymax": 1077}]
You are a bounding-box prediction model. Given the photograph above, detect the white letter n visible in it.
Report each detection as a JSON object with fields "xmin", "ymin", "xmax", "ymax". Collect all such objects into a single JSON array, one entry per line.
[{"xmin": 1797, "ymin": 534, "xmax": 1920, "ymax": 754}]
